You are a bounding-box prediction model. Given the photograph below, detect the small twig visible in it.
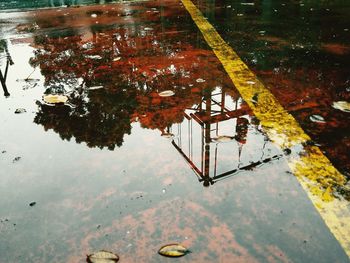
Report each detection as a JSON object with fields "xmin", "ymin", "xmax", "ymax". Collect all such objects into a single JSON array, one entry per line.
[{"xmin": 25, "ymin": 68, "xmax": 36, "ymax": 81}]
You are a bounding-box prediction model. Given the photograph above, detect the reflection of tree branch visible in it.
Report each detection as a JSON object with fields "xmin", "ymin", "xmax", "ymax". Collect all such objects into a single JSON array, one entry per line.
[{"xmin": 35, "ymin": 90, "xmax": 137, "ymax": 150}]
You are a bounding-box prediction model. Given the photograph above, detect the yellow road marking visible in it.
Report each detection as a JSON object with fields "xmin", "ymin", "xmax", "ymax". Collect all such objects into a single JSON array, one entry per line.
[{"xmin": 181, "ymin": 0, "xmax": 350, "ymax": 257}]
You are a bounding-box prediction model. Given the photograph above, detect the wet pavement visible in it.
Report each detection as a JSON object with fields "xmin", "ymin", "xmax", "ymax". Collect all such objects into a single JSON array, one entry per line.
[{"xmin": 0, "ymin": 0, "xmax": 349, "ymax": 262}]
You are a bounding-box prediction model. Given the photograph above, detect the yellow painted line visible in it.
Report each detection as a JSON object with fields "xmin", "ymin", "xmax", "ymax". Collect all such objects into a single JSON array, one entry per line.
[{"xmin": 181, "ymin": 0, "xmax": 350, "ymax": 257}]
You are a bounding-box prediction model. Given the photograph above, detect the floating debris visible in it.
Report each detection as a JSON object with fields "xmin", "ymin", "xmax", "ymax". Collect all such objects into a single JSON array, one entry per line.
[
  {"xmin": 158, "ymin": 244, "xmax": 189, "ymax": 258},
  {"xmin": 88, "ymin": 86, "xmax": 104, "ymax": 91},
  {"xmin": 212, "ymin": 135, "xmax": 235, "ymax": 143},
  {"xmin": 16, "ymin": 22, "xmax": 39, "ymax": 33},
  {"xmin": 43, "ymin": 94, "xmax": 68, "ymax": 105},
  {"xmin": 310, "ymin": 114, "xmax": 326, "ymax": 123},
  {"xmin": 283, "ymin": 148, "xmax": 292, "ymax": 155},
  {"xmin": 196, "ymin": 78, "xmax": 206, "ymax": 83},
  {"xmin": 251, "ymin": 93, "xmax": 259, "ymax": 104},
  {"xmin": 158, "ymin": 90, "xmax": 175, "ymax": 97},
  {"xmin": 113, "ymin": 57, "xmax": 121, "ymax": 61},
  {"xmin": 161, "ymin": 132, "xmax": 175, "ymax": 139},
  {"xmin": 12, "ymin": 157, "xmax": 21, "ymax": 163},
  {"xmin": 82, "ymin": 42, "xmax": 94, "ymax": 50},
  {"xmin": 29, "ymin": 202, "xmax": 36, "ymax": 207},
  {"xmin": 144, "ymin": 27, "xmax": 153, "ymax": 31},
  {"xmin": 14, "ymin": 108, "xmax": 26, "ymax": 114},
  {"xmin": 87, "ymin": 250, "xmax": 119, "ymax": 263},
  {"xmin": 246, "ymin": 80, "xmax": 256, "ymax": 85},
  {"xmin": 241, "ymin": 2, "xmax": 255, "ymax": 6},
  {"xmin": 332, "ymin": 101, "xmax": 350, "ymax": 112},
  {"xmin": 17, "ymin": 78, "xmax": 40, "ymax": 83},
  {"xmin": 86, "ymin": 55, "xmax": 103, "ymax": 60},
  {"xmin": 91, "ymin": 14, "xmax": 98, "ymax": 18}
]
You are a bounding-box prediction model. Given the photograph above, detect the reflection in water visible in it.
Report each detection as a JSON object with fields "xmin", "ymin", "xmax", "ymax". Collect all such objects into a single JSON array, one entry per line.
[
  {"xmin": 48, "ymin": 0, "xmax": 113, "ymax": 7},
  {"xmin": 25, "ymin": 3, "xmax": 285, "ymax": 187},
  {"xmin": 29, "ymin": 4, "xmax": 232, "ymax": 150},
  {"xmin": 1, "ymin": 1, "xmax": 350, "ymax": 262},
  {"xmin": 0, "ymin": 39, "xmax": 13, "ymax": 97},
  {"xmin": 170, "ymin": 87, "xmax": 282, "ymax": 187}
]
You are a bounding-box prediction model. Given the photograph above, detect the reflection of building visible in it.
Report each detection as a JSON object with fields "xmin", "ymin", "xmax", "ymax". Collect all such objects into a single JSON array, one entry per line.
[
  {"xmin": 0, "ymin": 40, "xmax": 13, "ymax": 97},
  {"xmin": 170, "ymin": 87, "xmax": 282, "ymax": 187}
]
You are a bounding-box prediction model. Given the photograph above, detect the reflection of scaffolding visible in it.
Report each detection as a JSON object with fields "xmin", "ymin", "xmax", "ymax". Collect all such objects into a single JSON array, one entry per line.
[{"xmin": 171, "ymin": 88, "xmax": 282, "ymax": 187}]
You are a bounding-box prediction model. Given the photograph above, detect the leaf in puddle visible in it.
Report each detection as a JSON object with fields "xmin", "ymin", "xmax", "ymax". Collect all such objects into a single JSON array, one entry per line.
[
  {"xmin": 43, "ymin": 94, "xmax": 68, "ymax": 105},
  {"xmin": 196, "ymin": 78, "xmax": 206, "ymax": 83},
  {"xmin": 161, "ymin": 132, "xmax": 175, "ymax": 139},
  {"xmin": 86, "ymin": 55, "xmax": 102, "ymax": 60},
  {"xmin": 332, "ymin": 101, "xmax": 350, "ymax": 113},
  {"xmin": 158, "ymin": 244, "xmax": 189, "ymax": 257},
  {"xmin": 88, "ymin": 86, "xmax": 104, "ymax": 90},
  {"xmin": 309, "ymin": 114, "xmax": 326, "ymax": 123},
  {"xmin": 113, "ymin": 57, "xmax": 121, "ymax": 61},
  {"xmin": 212, "ymin": 135, "xmax": 235, "ymax": 143},
  {"xmin": 87, "ymin": 250, "xmax": 119, "ymax": 263},
  {"xmin": 14, "ymin": 108, "xmax": 26, "ymax": 114},
  {"xmin": 12, "ymin": 157, "xmax": 21, "ymax": 163},
  {"xmin": 158, "ymin": 90, "xmax": 175, "ymax": 97}
]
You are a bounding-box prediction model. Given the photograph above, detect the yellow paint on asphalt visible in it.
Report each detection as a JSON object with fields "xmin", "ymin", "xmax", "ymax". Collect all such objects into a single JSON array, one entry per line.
[{"xmin": 181, "ymin": 0, "xmax": 350, "ymax": 257}]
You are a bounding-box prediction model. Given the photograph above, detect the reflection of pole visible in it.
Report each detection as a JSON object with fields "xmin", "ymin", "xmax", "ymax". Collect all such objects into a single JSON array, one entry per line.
[
  {"xmin": 0, "ymin": 71, "xmax": 9, "ymax": 97},
  {"xmin": 203, "ymin": 89, "xmax": 211, "ymax": 186},
  {"xmin": 0, "ymin": 59, "xmax": 10, "ymax": 97},
  {"xmin": 1, "ymin": 41, "xmax": 13, "ymax": 97}
]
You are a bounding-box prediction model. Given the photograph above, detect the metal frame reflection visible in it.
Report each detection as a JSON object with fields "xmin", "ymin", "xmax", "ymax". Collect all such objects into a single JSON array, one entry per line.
[{"xmin": 170, "ymin": 87, "xmax": 282, "ymax": 187}]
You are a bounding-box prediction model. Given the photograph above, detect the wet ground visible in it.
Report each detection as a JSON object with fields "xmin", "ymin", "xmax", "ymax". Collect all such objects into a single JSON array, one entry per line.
[{"xmin": 0, "ymin": 0, "xmax": 349, "ymax": 262}]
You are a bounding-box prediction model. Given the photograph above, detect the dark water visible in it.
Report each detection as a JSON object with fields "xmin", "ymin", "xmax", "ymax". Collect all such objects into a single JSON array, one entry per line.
[
  {"xmin": 198, "ymin": 0, "xmax": 350, "ymax": 177},
  {"xmin": 0, "ymin": 0, "xmax": 349, "ymax": 262},
  {"xmin": 0, "ymin": 0, "xmax": 114, "ymax": 10}
]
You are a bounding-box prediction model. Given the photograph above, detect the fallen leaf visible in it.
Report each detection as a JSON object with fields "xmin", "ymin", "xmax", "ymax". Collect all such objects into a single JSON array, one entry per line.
[
  {"xmin": 212, "ymin": 135, "xmax": 235, "ymax": 143},
  {"xmin": 158, "ymin": 90, "xmax": 175, "ymax": 97},
  {"xmin": 88, "ymin": 86, "xmax": 104, "ymax": 90},
  {"xmin": 196, "ymin": 78, "xmax": 205, "ymax": 83},
  {"xmin": 87, "ymin": 250, "xmax": 119, "ymax": 263},
  {"xmin": 14, "ymin": 108, "xmax": 26, "ymax": 114},
  {"xmin": 309, "ymin": 114, "xmax": 326, "ymax": 123},
  {"xmin": 332, "ymin": 101, "xmax": 350, "ymax": 113},
  {"xmin": 43, "ymin": 94, "xmax": 68, "ymax": 104},
  {"xmin": 158, "ymin": 244, "xmax": 189, "ymax": 258},
  {"xmin": 161, "ymin": 132, "xmax": 174, "ymax": 139},
  {"xmin": 13, "ymin": 157, "xmax": 21, "ymax": 163}
]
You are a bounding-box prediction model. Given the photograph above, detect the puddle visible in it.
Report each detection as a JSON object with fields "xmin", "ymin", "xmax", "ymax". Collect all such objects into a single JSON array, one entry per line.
[{"xmin": 0, "ymin": 0, "xmax": 349, "ymax": 262}]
